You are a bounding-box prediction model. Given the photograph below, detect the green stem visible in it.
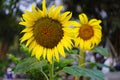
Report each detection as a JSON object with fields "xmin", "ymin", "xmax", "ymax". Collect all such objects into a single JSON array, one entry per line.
[
  {"xmin": 76, "ymin": 49, "xmax": 86, "ymax": 80},
  {"xmin": 50, "ymin": 57, "xmax": 54, "ymax": 80},
  {"xmin": 75, "ymin": 76, "xmax": 79, "ymax": 80},
  {"xmin": 79, "ymin": 50, "xmax": 85, "ymax": 68},
  {"xmin": 40, "ymin": 67, "xmax": 49, "ymax": 80},
  {"xmin": 80, "ymin": 50, "xmax": 86, "ymax": 80}
]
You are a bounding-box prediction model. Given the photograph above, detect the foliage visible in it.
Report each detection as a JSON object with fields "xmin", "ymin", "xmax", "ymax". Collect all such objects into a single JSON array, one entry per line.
[
  {"xmin": 20, "ymin": 44, "xmax": 31, "ymax": 56},
  {"xmin": 0, "ymin": 61, "xmax": 8, "ymax": 76},
  {"xmin": 92, "ymin": 47, "xmax": 109, "ymax": 57},
  {"xmin": 65, "ymin": 48, "xmax": 78, "ymax": 54},
  {"xmin": 88, "ymin": 62, "xmax": 116, "ymax": 72},
  {"xmin": 14, "ymin": 57, "xmax": 47, "ymax": 73},
  {"xmin": 63, "ymin": 66, "xmax": 104, "ymax": 80},
  {"xmin": 13, "ymin": 56, "xmax": 74, "ymax": 79},
  {"xmin": 54, "ymin": 59, "xmax": 74, "ymax": 71},
  {"xmin": 7, "ymin": 54, "xmax": 20, "ymax": 64}
]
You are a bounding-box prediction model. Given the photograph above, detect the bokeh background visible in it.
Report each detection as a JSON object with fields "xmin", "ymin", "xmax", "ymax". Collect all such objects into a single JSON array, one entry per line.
[{"xmin": 0, "ymin": 0, "xmax": 120, "ymax": 79}]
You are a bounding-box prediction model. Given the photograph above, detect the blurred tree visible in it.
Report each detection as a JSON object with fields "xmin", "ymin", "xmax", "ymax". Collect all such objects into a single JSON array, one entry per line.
[{"xmin": 0, "ymin": 0, "xmax": 22, "ymax": 60}]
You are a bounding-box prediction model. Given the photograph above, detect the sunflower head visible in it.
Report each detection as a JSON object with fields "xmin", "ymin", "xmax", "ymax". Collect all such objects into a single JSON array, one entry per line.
[
  {"xmin": 74, "ymin": 13, "xmax": 102, "ymax": 50},
  {"xmin": 19, "ymin": 0, "xmax": 74, "ymax": 63}
]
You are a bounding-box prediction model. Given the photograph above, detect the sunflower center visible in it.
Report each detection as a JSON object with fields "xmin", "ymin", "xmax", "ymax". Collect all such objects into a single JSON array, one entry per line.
[
  {"xmin": 33, "ymin": 18, "xmax": 63, "ymax": 49},
  {"xmin": 79, "ymin": 24, "xmax": 94, "ymax": 40}
]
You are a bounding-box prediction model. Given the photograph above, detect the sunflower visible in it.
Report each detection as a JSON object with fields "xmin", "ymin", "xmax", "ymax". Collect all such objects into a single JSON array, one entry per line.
[
  {"xmin": 19, "ymin": 0, "xmax": 74, "ymax": 63},
  {"xmin": 74, "ymin": 13, "xmax": 102, "ymax": 50}
]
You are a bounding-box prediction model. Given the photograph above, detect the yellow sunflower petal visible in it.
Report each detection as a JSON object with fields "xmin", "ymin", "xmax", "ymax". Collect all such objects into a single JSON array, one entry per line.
[
  {"xmin": 63, "ymin": 28, "xmax": 75, "ymax": 39},
  {"xmin": 94, "ymin": 29, "xmax": 102, "ymax": 37},
  {"xmin": 21, "ymin": 28, "xmax": 33, "ymax": 33},
  {"xmin": 20, "ymin": 32, "xmax": 33, "ymax": 43},
  {"xmin": 53, "ymin": 6, "xmax": 63, "ymax": 19},
  {"xmin": 28, "ymin": 41, "xmax": 36, "ymax": 51},
  {"xmin": 62, "ymin": 12, "xmax": 72, "ymax": 24},
  {"xmin": 26, "ymin": 37, "xmax": 34, "ymax": 47},
  {"xmin": 32, "ymin": 45, "xmax": 39, "ymax": 56},
  {"xmin": 42, "ymin": 0, "xmax": 47, "ymax": 16},
  {"xmin": 85, "ymin": 41, "xmax": 92, "ymax": 50},
  {"xmin": 31, "ymin": 4, "xmax": 36, "ymax": 12},
  {"xmin": 75, "ymin": 38, "xmax": 80, "ymax": 47},
  {"xmin": 79, "ymin": 13, "xmax": 88, "ymax": 24},
  {"xmin": 79, "ymin": 38, "xmax": 84, "ymax": 50},
  {"xmin": 83, "ymin": 41, "xmax": 88, "ymax": 50},
  {"xmin": 25, "ymin": 10, "xmax": 37, "ymax": 20},
  {"xmin": 59, "ymin": 11, "xmax": 71, "ymax": 21},
  {"xmin": 57, "ymin": 43, "xmax": 66, "ymax": 57},
  {"xmin": 72, "ymin": 28, "xmax": 79, "ymax": 38},
  {"xmin": 47, "ymin": 49, "xmax": 53, "ymax": 64},
  {"xmin": 31, "ymin": 4, "xmax": 42, "ymax": 19},
  {"xmin": 48, "ymin": 5, "xmax": 55, "ymax": 17},
  {"xmin": 35, "ymin": 46, "xmax": 43, "ymax": 60},
  {"xmin": 92, "ymin": 25, "xmax": 102, "ymax": 30},
  {"xmin": 89, "ymin": 19, "xmax": 101, "ymax": 24},
  {"xmin": 22, "ymin": 14, "xmax": 35, "ymax": 22},
  {"xmin": 64, "ymin": 38, "xmax": 73, "ymax": 49},
  {"xmin": 19, "ymin": 22, "xmax": 34, "ymax": 27},
  {"xmin": 60, "ymin": 39, "xmax": 69, "ymax": 50},
  {"xmin": 70, "ymin": 21, "xmax": 81, "ymax": 27},
  {"xmin": 62, "ymin": 21, "xmax": 76, "ymax": 27},
  {"xmin": 54, "ymin": 47, "xmax": 60, "ymax": 62},
  {"xmin": 94, "ymin": 34, "xmax": 102, "ymax": 42},
  {"xmin": 37, "ymin": 8, "xmax": 44, "ymax": 17},
  {"xmin": 93, "ymin": 36, "xmax": 101, "ymax": 45},
  {"xmin": 89, "ymin": 19, "xmax": 102, "ymax": 29}
]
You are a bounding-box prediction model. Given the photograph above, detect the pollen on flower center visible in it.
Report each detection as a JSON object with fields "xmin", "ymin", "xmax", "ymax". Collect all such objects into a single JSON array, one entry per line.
[
  {"xmin": 33, "ymin": 18, "xmax": 63, "ymax": 49},
  {"xmin": 79, "ymin": 24, "xmax": 94, "ymax": 40}
]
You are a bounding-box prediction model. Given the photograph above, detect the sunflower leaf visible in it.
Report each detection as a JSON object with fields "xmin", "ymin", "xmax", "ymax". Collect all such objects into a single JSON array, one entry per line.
[
  {"xmin": 55, "ymin": 59, "xmax": 74, "ymax": 70},
  {"xmin": 92, "ymin": 47, "xmax": 108, "ymax": 57},
  {"xmin": 7, "ymin": 53, "xmax": 20, "ymax": 64},
  {"xmin": 14, "ymin": 57, "xmax": 47, "ymax": 73},
  {"xmin": 63, "ymin": 66, "xmax": 104, "ymax": 80},
  {"xmin": 88, "ymin": 62, "xmax": 116, "ymax": 71},
  {"xmin": 65, "ymin": 48, "xmax": 78, "ymax": 54},
  {"xmin": 20, "ymin": 44, "xmax": 31, "ymax": 56}
]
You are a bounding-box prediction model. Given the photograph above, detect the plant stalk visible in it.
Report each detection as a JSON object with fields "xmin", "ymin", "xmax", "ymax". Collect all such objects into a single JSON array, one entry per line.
[
  {"xmin": 75, "ymin": 49, "xmax": 86, "ymax": 80},
  {"xmin": 41, "ymin": 67, "xmax": 49, "ymax": 80},
  {"xmin": 50, "ymin": 57, "xmax": 54, "ymax": 80},
  {"xmin": 79, "ymin": 50, "xmax": 85, "ymax": 68}
]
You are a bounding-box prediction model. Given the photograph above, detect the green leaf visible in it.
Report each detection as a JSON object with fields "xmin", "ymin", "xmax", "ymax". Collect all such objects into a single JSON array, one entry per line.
[
  {"xmin": 20, "ymin": 44, "xmax": 31, "ymax": 56},
  {"xmin": 63, "ymin": 66, "xmax": 104, "ymax": 80},
  {"xmin": 89, "ymin": 62, "xmax": 116, "ymax": 71},
  {"xmin": 70, "ymin": 49, "xmax": 78, "ymax": 54},
  {"xmin": 92, "ymin": 47, "xmax": 108, "ymax": 57},
  {"xmin": 65, "ymin": 48, "xmax": 78, "ymax": 54},
  {"xmin": 14, "ymin": 57, "xmax": 47, "ymax": 73},
  {"xmin": 55, "ymin": 59, "xmax": 74, "ymax": 70},
  {"xmin": 7, "ymin": 53, "xmax": 20, "ymax": 64}
]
